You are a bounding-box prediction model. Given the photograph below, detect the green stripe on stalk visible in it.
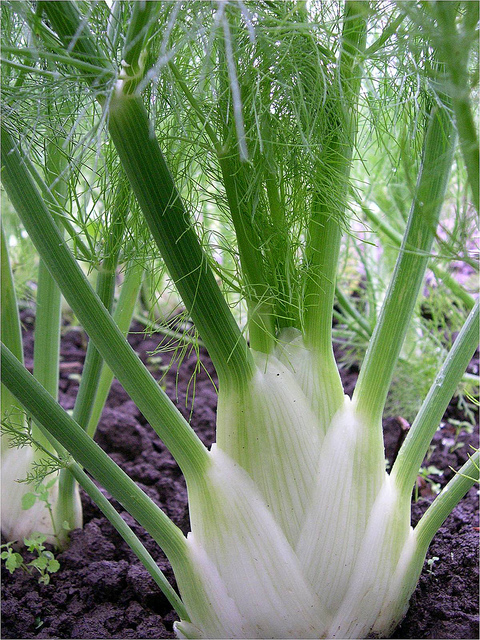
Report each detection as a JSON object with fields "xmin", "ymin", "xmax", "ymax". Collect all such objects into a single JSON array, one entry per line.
[
  {"xmin": 353, "ymin": 104, "xmax": 456, "ymax": 425},
  {"xmin": 392, "ymin": 300, "xmax": 479, "ymax": 498},
  {"xmin": 67, "ymin": 461, "xmax": 189, "ymax": 621},
  {"xmin": 107, "ymin": 92, "xmax": 255, "ymax": 388},
  {"xmin": 302, "ymin": 1, "xmax": 367, "ymax": 417},
  {"xmin": 1, "ymin": 343, "xmax": 189, "ymax": 569},
  {"xmin": 414, "ymin": 449, "xmax": 479, "ymax": 557},
  {"xmin": 1, "ymin": 126, "xmax": 210, "ymax": 482},
  {"xmin": 304, "ymin": 0, "xmax": 367, "ymax": 342}
]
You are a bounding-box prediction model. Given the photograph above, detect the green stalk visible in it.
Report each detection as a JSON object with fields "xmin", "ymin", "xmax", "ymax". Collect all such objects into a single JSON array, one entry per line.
[
  {"xmin": 107, "ymin": 92, "xmax": 255, "ymax": 388},
  {"xmin": 1, "ymin": 126, "xmax": 210, "ymax": 483},
  {"xmin": 0, "ymin": 223, "xmax": 24, "ymax": 418},
  {"xmin": 303, "ymin": 0, "xmax": 368, "ymax": 416},
  {"xmin": 217, "ymin": 151, "xmax": 276, "ymax": 353},
  {"xmin": 414, "ymin": 449, "xmax": 479, "ymax": 556},
  {"xmin": 32, "ymin": 244, "xmax": 62, "ymax": 405},
  {"xmin": 170, "ymin": 60, "xmax": 277, "ymax": 349},
  {"xmin": 304, "ymin": 0, "xmax": 367, "ymax": 351},
  {"xmin": 361, "ymin": 202, "xmax": 476, "ymax": 311},
  {"xmin": 38, "ymin": 1, "xmax": 112, "ymax": 78},
  {"xmin": 354, "ymin": 104, "xmax": 456, "ymax": 424},
  {"xmin": 39, "ymin": 0, "xmax": 255, "ymax": 382},
  {"xmin": 392, "ymin": 300, "xmax": 479, "ymax": 498},
  {"xmin": 71, "ymin": 174, "xmax": 129, "ymax": 431},
  {"xmin": 86, "ymin": 261, "xmax": 143, "ymax": 438},
  {"xmin": 68, "ymin": 461, "xmax": 189, "ymax": 621},
  {"xmin": 435, "ymin": 1, "xmax": 479, "ymax": 212},
  {"xmin": 1, "ymin": 342, "xmax": 189, "ymax": 568},
  {"xmin": 122, "ymin": 0, "xmax": 160, "ymax": 94}
]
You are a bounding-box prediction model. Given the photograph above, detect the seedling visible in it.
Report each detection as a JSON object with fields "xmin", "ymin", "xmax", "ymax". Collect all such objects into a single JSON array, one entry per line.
[{"xmin": 1, "ymin": 533, "xmax": 60, "ymax": 585}]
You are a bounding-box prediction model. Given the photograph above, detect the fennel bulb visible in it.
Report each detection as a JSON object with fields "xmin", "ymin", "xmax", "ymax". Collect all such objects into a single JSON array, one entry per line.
[
  {"xmin": 173, "ymin": 337, "xmax": 423, "ymax": 639},
  {"xmin": 1, "ymin": 443, "xmax": 82, "ymax": 546}
]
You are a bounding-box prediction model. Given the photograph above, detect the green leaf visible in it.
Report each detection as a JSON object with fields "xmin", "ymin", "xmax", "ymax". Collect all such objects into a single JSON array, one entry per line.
[
  {"xmin": 21, "ymin": 492, "xmax": 37, "ymax": 510},
  {"xmin": 47, "ymin": 558, "xmax": 60, "ymax": 573},
  {"xmin": 30, "ymin": 555, "xmax": 48, "ymax": 571},
  {"xmin": 5, "ymin": 552, "xmax": 23, "ymax": 573}
]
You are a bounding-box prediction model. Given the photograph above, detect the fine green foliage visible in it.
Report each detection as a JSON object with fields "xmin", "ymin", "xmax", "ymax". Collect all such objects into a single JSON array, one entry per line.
[{"xmin": 1, "ymin": 2, "xmax": 478, "ymax": 639}]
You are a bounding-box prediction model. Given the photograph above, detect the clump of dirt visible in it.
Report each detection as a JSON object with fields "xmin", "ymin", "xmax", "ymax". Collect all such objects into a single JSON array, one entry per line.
[{"xmin": 1, "ymin": 310, "xmax": 478, "ymax": 639}]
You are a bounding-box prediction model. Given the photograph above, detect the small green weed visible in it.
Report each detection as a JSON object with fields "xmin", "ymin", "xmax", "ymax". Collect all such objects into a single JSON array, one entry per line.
[{"xmin": 1, "ymin": 532, "xmax": 60, "ymax": 585}]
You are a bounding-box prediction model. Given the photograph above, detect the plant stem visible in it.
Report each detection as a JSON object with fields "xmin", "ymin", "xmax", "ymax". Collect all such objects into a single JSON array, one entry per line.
[
  {"xmin": 217, "ymin": 151, "xmax": 276, "ymax": 353},
  {"xmin": 0, "ymin": 223, "xmax": 24, "ymax": 419},
  {"xmin": 392, "ymin": 300, "xmax": 479, "ymax": 498},
  {"xmin": 303, "ymin": 0, "xmax": 368, "ymax": 417},
  {"xmin": 170, "ymin": 60, "xmax": 277, "ymax": 350},
  {"xmin": 1, "ymin": 126, "xmax": 210, "ymax": 482},
  {"xmin": 67, "ymin": 461, "xmax": 189, "ymax": 621},
  {"xmin": 304, "ymin": 0, "xmax": 367, "ymax": 353},
  {"xmin": 86, "ymin": 261, "xmax": 144, "ymax": 438},
  {"xmin": 354, "ymin": 104, "xmax": 456, "ymax": 425},
  {"xmin": 1, "ymin": 342, "xmax": 189, "ymax": 568},
  {"xmin": 38, "ymin": 1, "xmax": 112, "ymax": 80},
  {"xmin": 360, "ymin": 202, "xmax": 475, "ymax": 311},
  {"xmin": 107, "ymin": 92, "xmax": 256, "ymax": 387},
  {"xmin": 71, "ymin": 174, "xmax": 129, "ymax": 432},
  {"xmin": 414, "ymin": 449, "xmax": 479, "ymax": 556},
  {"xmin": 434, "ymin": 1, "xmax": 479, "ymax": 212}
]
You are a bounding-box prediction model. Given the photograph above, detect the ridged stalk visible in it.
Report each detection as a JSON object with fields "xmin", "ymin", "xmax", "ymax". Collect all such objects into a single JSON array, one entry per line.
[
  {"xmin": 1, "ymin": 343, "xmax": 189, "ymax": 567},
  {"xmin": 392, "ymin": 300, "xmax": 479, "ymax": 497},
  {"xmin": 86, "ymin": 261, "xmax": 143, "ymax": 438},
  {"xmin": 71, "ymin": 174, "xmax": 129, "ymax": 432},
  {"xmin": 1, "ymin": 126, "xmax": 210, "ymax": 482},
  {"xmin": 107, "ymin": 91, "xmax": 255, "ymax": 389},
  {"xmin": 303, "ymin": 0, "xmax": 368, "ymax": 419},
  {"xmin": 68, "ymin": 461, "xmax": 189, "ymax": 621},
  {"xmin": 354, "ymin": 105, "xmax": 456, "ymax": 424},
  {"xmin": 1, "ymin": 223, "xmax": 24, "ymax": 414}
]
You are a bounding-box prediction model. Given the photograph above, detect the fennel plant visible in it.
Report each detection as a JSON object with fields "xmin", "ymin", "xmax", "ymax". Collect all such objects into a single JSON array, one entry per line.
[{"xmin": 1, "ymin": 2, "xmax": 478, "ymax": 638}]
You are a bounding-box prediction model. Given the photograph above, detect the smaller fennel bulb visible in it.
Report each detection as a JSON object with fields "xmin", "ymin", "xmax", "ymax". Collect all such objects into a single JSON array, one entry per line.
[
  {"xmin": 1, "ymin": 444, "xmax": 82, "ymax": 546},
  {"xmin": 171, "ymin": 334, "xmax": 424, "ymax": 639}
]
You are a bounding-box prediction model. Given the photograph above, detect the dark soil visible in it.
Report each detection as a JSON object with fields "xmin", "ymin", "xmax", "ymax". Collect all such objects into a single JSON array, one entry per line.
[{"xmin": 2, "ymin": 308, "xmax": 479, "ymax": 639}]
